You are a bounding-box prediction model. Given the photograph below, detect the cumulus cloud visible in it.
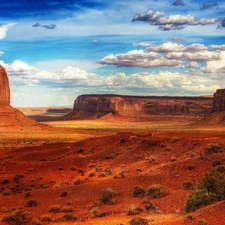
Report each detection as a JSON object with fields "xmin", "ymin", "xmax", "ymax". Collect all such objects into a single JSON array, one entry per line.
[
  {"xmin": 132, "ymin": 9, "xmax": 220, "ymax": 30},
  {"xmin": 32, "ymin": 22, "xmax": 57, "ymax": 30},
  {"xmin": 99, "ymin": 50, "xmax": 182, "ymax": 68},
  {"xmin": 100, "ymin": 42, "xmax": 225, "ymax": 68},
  {"xmin": 170, "ymin": 0, "xmax": 185, "ymax": 6},
  {"xmin": 0, "ymin": 23, "xmax": 16, "ymax": 39}
]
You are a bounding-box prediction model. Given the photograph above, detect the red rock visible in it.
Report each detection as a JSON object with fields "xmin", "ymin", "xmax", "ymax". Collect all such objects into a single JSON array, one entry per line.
[{"xmin": 0, "ymin": 65, "xmax": 10, "ymax": 106}]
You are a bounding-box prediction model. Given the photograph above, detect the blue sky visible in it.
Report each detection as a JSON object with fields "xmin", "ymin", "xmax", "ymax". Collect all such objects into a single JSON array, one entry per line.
[{"xmin": 0, "ymin": 0, "xmax": 225, "ymax": 107}]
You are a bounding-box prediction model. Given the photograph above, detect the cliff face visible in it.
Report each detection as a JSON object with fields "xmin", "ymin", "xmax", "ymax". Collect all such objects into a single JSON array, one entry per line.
[
  {"xmin": 64, "ymin": 94, "xmax": 213, "ymax": 120},
  {"xmin": 0, "ymin": 65, "xmax": 10, "ymax": 106},
  {"xmin": 212, "ymin": 89, "xmax": 225, "ymax": 112},
  {"xmin": 0, "ymin": 65, "xmax": 39, "ymax": 129}
]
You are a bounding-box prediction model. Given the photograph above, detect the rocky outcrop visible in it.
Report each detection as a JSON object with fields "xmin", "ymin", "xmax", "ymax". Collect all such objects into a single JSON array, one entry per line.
[
  {"xmin": 0, "ymin": 65, "xmax": 40, "ymax": 129},
  {"xmin": 0, "ymin": 65, "xmax": 10, "ymax": 106},
  {"xmin": 64, "ymin": 94, "xmax": 213, "ymax": 120},
  {"xmin": 212, "ymin": 89, "xmax": 225, "ymax": 112}
]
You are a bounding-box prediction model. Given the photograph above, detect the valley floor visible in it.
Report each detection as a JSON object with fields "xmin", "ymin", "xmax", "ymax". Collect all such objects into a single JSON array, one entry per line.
[{"xmin": 0, "ymin": 114, "xmax": 225, "ymax": 225}]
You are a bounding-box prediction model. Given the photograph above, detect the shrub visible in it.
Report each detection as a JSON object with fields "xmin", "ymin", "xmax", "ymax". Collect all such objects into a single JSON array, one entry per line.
[
  {"xmin": 62, "ymin": 207, "xmax": 73, "ymax": 213},
  {"xmin": 60, "ymin": 191, "xmax": 68, "ymax": 197},
  {"xmin": 90, "ymin": 206, "xmax": 106, "ymax": 218},
  {"xmin": 26, "ymin": 200, "xmax": 38, "ymax": 207},
  {"xmin": 99, "ymin": 188, "xmax": 117, "ymax": 204},
  {"xmin": 198, "ymin": 219, "xmax": 208, "ymax": 225},
  {"xmin": 1, "ymin": 210, "xmax": 28, "ymax": 225},
  {"xmin": 41, "ymin": 216, "xmax": 51, "ymax": 222},
  {"xmin": 2, "ymin": 189, "xmax": 12, "ymax": 196},
  {"xmin": 185, "ymin": 167, "xmax": 225, "ymax": 212},
  {"xmin": 129, "ymin": 217, "xmax": 149, "ymax": 225},
  {"xmin": 145, "ymin": 184, "xmax": 167, "ymax": 198},
  {"xmin": 127, "ymin": 206, "xmax": 143, "ymax": 215},
  {"xmin": 206, "ymin": 143, "xmax": 222, "ymax": 154},
  {"xmin": 49, "ymin": 206, "xmax": 61, "ymax": 213},
  {"xmin": 144, "ymin": 200, "xmax": 159, "ymax": 212},
  {"xmin": 58, "ymin": 213, "xmax": 77, "ymax": 221},
  {"xmin": 133, "ymin": 186, "xmax": 145, "ymax": 197},
  {"xmin": 183, "ymin": 181, "xmax": 194, "ymax": 190}
]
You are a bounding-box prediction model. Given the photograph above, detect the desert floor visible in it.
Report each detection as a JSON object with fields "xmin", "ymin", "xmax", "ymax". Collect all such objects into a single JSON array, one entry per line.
[{"xmin": 0, "ymin": 110, "xmax": 225, "ymax": 225}]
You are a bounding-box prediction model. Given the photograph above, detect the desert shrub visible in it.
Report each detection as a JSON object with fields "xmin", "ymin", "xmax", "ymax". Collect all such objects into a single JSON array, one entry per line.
[
  {"xmin": 206, "ymin": 143, "xmax": 222, "ymax": 154},
  {"xmin": 129, "ymin": 217, "xmax": 149, "ymax": 225},
  {"xmin": 26, "ymin": 200, "xmax": 38, "ymax": 207},
  {"xmin": 0, "ymin": 179, "xmax": 9, "ymax": 184},
  {"xmin": 187, "ymin": 165, "xmax": 194, "ymax": 170},
  {"xmin": 60, "ymin": 191, "xmax": 68, "ymax": 197},
  {"xmin": 49, "ymin": 206, "xmax": 61, "ymax": 213},
  {"xmin": 70, "ymin": 167, "xmax": 76, "ymax": 171},
  {"xmin": 1, "ymin": 210, "xmax": 28, "ymax": 225},
  {"xmin": 183, "ymin": 181, "xmax": 194, "ymax": 190},
  {"xmin": 120, "ymin": 138, "xmax": 126, "ymax": 143},
  {"xmin": 127, "ymin": 206, "xmax": 143, "ymax": 215},
  {"xmin": 185, "ymin": 167, "xmax": 225, "ymax": 212},
  {"xmin": 212, "ymin": 160, "xmax": 221, "ymax": 167},
  {"xmin": 58, "ymin": 213, "xmax": 77, "ymax": 221},
  {"xmin": 133, "ymin": 185, "xmax": 146, "ymax": 197},
  {"xmin": 145, "ymin": 184, "xmax": 167, "ymax": 198},
  {"xmin": 171, "ymin": 156, "xmax": 177, "ymax": 162},
  {"xmin": 104, "ymin": 152, "xmax": 119, "ymax": 160},
  {"xmin": 99, "ymin": 188, "xmax": 117, "ymax": 204},
  {"xmin": 90, "ymin": 206, "xmax": 106, "ymax": 218},
  {"xmin": 143, "ymin": 200, "xmax": 159, "ymax": 212},
  {"xmin": 170, "ymin": 136, "xmax": 179, "ymax": 143},
  {"xmin": 198, "ymin": 219, "xmax": 208, "ymax": 225},
  {"xmin": 31, "ymin": 219, "xmax": 41, "ymax": 225},
  {"xmin": 77, "ymin": 148, "xmax": 84, "ymax": 153},
  {"xmin": 2, "ymin": 189, "xmax": 12, "ymax": 196},
  {"xmin": 41, "ymin": 216, "xmax": 51, "ymax": 222},
  {"xmin": 62, "ymin": 207, "xmax": 73, "ymax": 213}
]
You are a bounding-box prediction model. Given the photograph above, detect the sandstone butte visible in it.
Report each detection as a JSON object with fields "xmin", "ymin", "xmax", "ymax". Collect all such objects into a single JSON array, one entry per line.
[
  {"xmin": 63, "ymin": 94, "xmax": 215, "ymax": 120},
  {"xmin": 0, "ymin": 65, "xmax": 39, "ymax": 129}
]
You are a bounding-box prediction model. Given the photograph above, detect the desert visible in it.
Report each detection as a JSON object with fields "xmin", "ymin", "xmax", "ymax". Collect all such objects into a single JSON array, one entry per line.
[{"xmin": 0, "ymin": 65, "xmax": 225, "ymax": 225}]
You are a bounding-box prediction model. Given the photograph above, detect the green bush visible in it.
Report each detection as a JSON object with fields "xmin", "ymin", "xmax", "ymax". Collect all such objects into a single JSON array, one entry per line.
[
  {"xmin": 26, "ymin": 200, "xmax": 38, "ymax": 207},
  {"xmin": 185, "ymin": 167, "xmax": 225, "ymax": 212},
  {"xmin": 127, "ymin": 206, "xmax": 143, "ymax": 215}
]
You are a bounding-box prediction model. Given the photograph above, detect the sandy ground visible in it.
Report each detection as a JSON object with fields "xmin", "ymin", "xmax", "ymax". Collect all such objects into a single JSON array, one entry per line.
[{"xmin": 0, "ymin": 111, "xmax": 225, "ymax": 225}]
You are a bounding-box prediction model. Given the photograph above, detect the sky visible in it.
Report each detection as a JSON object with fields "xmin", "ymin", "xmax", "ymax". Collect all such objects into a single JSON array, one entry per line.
[{"xmin": 0, "ymin": 0, "xmax": 225, "ymax": 107}]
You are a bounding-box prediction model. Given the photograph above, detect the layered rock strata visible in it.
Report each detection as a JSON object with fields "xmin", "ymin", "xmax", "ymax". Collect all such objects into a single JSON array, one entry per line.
[
  {"xmin": 212, "ymin": 89, "xmax": 225, "ymax": 112},
  {"xmin": 0, "ymin": 65, "xmax": 39, "ymax": 129},
  {"xmin": 64, "ymin": 94, "xmax": 213, "ymax": 120}
]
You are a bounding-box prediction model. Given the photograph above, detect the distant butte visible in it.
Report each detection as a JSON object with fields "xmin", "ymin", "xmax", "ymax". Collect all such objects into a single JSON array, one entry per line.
[
  {"xmin": 0, "ymin": 65, "xmax": 40, "ymax": 130},
  {"xmin": 63, "ymin": 94, "xmax": 214, "ymax": 120}
]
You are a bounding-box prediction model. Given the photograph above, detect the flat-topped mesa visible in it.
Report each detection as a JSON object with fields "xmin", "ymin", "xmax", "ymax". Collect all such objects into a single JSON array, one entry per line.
[
  {"xmin": 0, "ymin": 65, "xmax": 10, "ymax": 106},
  {"xmin": 212, "ymin": 89, "xmax": 225, "ymax": 112},
  {"xmin": 64, "ymin": 94, "xmax": 214, "ymax": 120}
]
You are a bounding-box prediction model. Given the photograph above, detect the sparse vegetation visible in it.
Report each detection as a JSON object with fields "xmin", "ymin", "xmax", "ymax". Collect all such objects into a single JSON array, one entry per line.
[
  {"xmin": 145, "ymin": 184, "xmax": 167, "ymax": 198},
  {"xmin": 26, "ymin": 200, "xmax": 38, "ymax": 207},
  {"xmin": 60, "ymin": 191, "xmax": 68, "ymax": 197},
  {"xmin": 206, "ymin": 143, "xmax": 222, "ymax": 154},
  {"xmin": 185, "ymin": 166, "xmax": 225, "ymax": 212},
  {"xmin": 127, "ymin": 206, "xmax": 144, "ymax": 215},
  {"xmin": 49, "ymin": 206, "xmax": 61, "ymax": 213},
  {"xmin": 183, "ymin": 181, "xmax": 194, "ymax": 190},
  {"xmin": 90, "ymin": 206, "xmax": 106, "ymax": 218},
  {"xmin": 99, "ymin": 188, "xmax": 117, "ymax": 204},
  {"xmin": 129, "ymin": 217, "xmax": 149, "ymax": 225},
  {"xmin": 133, "ymin": 185, "xmax": 146, "ymax": 197},
  {"xmin": 1, "ymin": 210, "xmax": 28, "ymax": 225}
]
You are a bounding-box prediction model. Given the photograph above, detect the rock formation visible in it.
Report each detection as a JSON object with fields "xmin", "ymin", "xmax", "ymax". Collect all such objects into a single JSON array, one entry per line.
[
  {"xmin": 0, "ymin": 65, "xmax": 10, "ymax": 106},
  {"xmin": 64, "ymin": 94, "xmax": 214, "ymax": 120},
  {"xmin": 212, "ymin": 89, "xmax": 225, "ymax": 112},
  {"xmin": 0, "ymin": 65, "xmax": 39, "ymax": 129}
]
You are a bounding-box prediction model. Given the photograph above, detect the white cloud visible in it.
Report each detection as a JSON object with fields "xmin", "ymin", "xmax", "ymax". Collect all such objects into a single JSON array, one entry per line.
[
  {"xmin": 132, "ymin": 9, "xmax": 220, "ymax": 30},
  {"xmin": 0, "ymin": 23, "xmax": 16, "ymax": 40}
]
